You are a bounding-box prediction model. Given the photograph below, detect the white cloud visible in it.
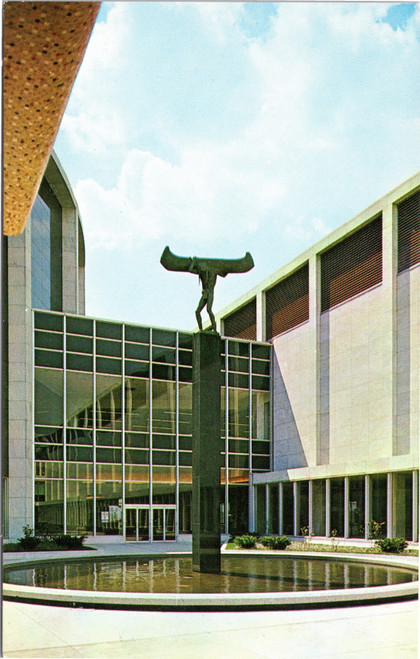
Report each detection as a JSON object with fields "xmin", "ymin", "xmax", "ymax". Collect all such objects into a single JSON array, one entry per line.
[
  {"xmin": 73, "ymin": 2, "xmax": 419, "ymax": 261},
  {"xmin": 60, "ymin": 3, "xmax": 130, "ymax": 154}
]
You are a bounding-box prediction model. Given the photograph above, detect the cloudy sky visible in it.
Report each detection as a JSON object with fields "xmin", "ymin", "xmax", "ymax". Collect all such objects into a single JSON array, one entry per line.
[{"xmin": 54, "ymin": 2, "xmax": 420, "ymax": 331}]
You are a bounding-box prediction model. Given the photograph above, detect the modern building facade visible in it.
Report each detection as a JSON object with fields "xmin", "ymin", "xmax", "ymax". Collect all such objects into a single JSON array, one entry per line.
[
  {"xmin": 3, "ymin": 152, "xmax": 419, "ymax": 544},
  {"xmin": 31, "ymin": 311, "xmax": 270, "ymax": 542},
  {"xmin": 4, "ymin": 151, "xmax": 86, "ymax": 540},
  {"xmin": 218, "ymin": 172, "xmax": 420, "ymax": 542}
]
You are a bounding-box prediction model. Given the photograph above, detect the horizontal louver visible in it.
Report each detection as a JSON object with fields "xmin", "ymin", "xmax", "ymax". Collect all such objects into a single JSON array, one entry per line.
[
  {"xmin": 265, "ymin": 263, "xmax": 309, "ymax": 340},
  {"xmin": 321, "ymin": 215, "xmax": 382, "ymax": 312},
  {"xmin": 398, "ymin": 190, "xmax": 420, "ymax": 273},
  {"xmin": 223, "ymin": 298, "xmax": 257, "ymax": 341}
]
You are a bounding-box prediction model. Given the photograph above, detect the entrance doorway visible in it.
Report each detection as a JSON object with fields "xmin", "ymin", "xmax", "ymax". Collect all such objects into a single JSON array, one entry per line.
[{"xmin": 125, "ymin": 505, "xmax": 176, "ymax": 542}]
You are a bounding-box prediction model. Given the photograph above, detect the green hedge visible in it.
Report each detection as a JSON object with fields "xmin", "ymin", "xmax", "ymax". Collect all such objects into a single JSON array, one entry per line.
[
  {"xmin": 234, "ymin": 535, "xmax": 257, "ymax": 549},
  {"xmin": 375, "ymin": 537, "xmax": 408, "ymax": 554},
  {"xmin": 5, "ymin": 527, "xmax": 89, "ymax": 552},
  {"xmin": 260, "ymin": 535, "xmax": 291, "ymax": 550}
]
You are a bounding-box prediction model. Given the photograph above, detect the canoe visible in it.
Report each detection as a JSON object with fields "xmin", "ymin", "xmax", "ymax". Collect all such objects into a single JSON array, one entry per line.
[{"xmin": 160, "ymin": 246, "xmax": 254, "ymax": 276}]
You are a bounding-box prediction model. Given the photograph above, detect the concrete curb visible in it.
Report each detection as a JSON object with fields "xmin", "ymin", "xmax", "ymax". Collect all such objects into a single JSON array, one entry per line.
[{"xmin": 3, "ymin": 550, "xmax": 418, "ymax": 610}]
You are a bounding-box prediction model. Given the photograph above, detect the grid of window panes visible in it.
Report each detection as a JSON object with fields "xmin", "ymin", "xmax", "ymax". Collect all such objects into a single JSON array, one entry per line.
[{"xmin": 33, "ymin": 311, "xmax": 271, "ymax": 537}]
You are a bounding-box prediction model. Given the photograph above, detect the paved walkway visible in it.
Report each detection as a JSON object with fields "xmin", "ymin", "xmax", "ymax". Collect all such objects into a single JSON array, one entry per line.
[
  {"xmin": 3, "ymin": 598, "xmax": 418, "ymax": 658},
  {"xmin": 2, "ymin": 542, "xmax": 418, "ymax": 658}
]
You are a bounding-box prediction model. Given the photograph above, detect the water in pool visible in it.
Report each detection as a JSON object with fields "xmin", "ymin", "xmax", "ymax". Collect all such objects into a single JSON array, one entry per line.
[{"xmin": 4, "ymin": 556, "xmax": 416, "ymax": 594}]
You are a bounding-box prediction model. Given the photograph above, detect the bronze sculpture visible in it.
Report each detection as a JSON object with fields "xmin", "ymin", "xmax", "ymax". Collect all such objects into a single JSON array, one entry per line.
[{"xmin": 160, "ymin": 246, "xmax": 254, "ymax": 331}]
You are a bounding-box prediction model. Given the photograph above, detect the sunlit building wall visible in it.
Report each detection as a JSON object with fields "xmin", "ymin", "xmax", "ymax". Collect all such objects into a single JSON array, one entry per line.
[
  {"xmin": 219, "ymin": 173, "xmax": 419, "ymax": 542},
  {"xmin": 4, "ymin": 151, "xmax": 86, "ymax": 540}
]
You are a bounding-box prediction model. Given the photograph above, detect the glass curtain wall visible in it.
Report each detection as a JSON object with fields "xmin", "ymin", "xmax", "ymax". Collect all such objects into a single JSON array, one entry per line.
[
  {"xmin": 223, "ymin": 339, "xmax": 271, "ymax": 535},
  {"xmin": 349, "ymin": 476, "xmax": 365, "ymax": 538},
  {"xmin": 393, "ymin": 472, "xmax": 413, "ymax": 540},
  {"xmin": 312, "ymin": 479, "xmax": 326, "ymax": 536},
  {"xmin": 34, "ymin": 312, "xmax": 271, "ymax": 538},
  {"xmin": 371, "ymin": 474, "xmax": 387, "ymax": 538}
]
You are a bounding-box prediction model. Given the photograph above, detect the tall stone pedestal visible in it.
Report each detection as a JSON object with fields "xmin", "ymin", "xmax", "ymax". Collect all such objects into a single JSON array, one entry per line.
[{"xmin": 192, "ymin": 331, "xmax": 222, "ymax": 573}]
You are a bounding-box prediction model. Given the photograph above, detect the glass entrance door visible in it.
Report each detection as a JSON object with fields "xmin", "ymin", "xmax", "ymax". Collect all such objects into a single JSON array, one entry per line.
[
  {"xmin": 138, "ymin": 508, "xmax": 149, "ymax": 541},
  {"xmin": 125, "ymin": 507, "xmax": 149, "ymax": 542},
  {"xmin": 153, "ymin": 508, "xmax": 164, "ymax": 541},
  {"xmin": 125, "ymin": 508, "xmax": 137, "ymax": 541},
  {"xmin": 152, "ymin": 507, "xmax": 176, "ymax": 541},
  {"xmin": 125, "ymin": 506, "xmax": 176, "ymax": 541},
  {"xmin": 165, "ymin": 508, "xmax": 175, "ymax": 540}
]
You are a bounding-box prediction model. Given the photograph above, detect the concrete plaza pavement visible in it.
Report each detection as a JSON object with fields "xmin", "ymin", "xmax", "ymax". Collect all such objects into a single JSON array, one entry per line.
[{"xmin": 2, "ymin": 541, "xmax": 418, "ymax": 658}]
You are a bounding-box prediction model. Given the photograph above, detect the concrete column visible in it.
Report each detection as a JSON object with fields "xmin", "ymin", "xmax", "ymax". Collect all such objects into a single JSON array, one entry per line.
[
  {"xmin": 308, "ymin": 480, "xmax": 313, "ymax": 534},
  {"xmin": 278, "ymin": 482, "xmax": 283, "ymax": 535},
  {"xmin": 387, "ymin": 472, "xmax": 393, "ymax": 538},
  {"xmin": 293, "ymin": 481, "xmax": 299, "ymax": 536},
  {"xmin": 412, "ymin": 471, "xmax": 418, "ymax": 542},
  {"xmin": 344, "ymin": 477, "xmax": 349, "ymax": 538},
  {"xmin": 256, "ymin": 291, "xmax": 265, "ymax": 342},
  {"xmin": 265, "ymin": 484, "xmax": 270, "ymax": 534},
  {"xmin": 7, "ymin": 228, "xmax": 34, "ymax": 540},
  {"xmin": 325, "ymin": 479, "xmax": 331, "ymax": 537},
  {"xmin": 192, "ymin": 331, "xmax": 222, "ymax": 573},
  {"xmin": 309, "ymin": 254, "xmax": 323, "ymax": 467},
  {"xmin": 248, "ymin": 477, "xmax": 255, "ymax": 533},
  {"xmin": 382, "ymin": 202, "xmax": 398, "ymax": 457},
  {"xmin": 62, "ymin": 207, "xmax": 78, "ymax": 314},
  {"xmin": 364, "ymin": 475, "xmax": 371, "ymax": 540}
]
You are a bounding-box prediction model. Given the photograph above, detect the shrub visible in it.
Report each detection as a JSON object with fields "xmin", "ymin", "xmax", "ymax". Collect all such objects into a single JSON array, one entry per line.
[
  {"xmin": 375, "ymin": 537, "xmax": 408, "ymax": 554},
  {"xmin": 3, "ymin": 542, "xmax": 20, "ymax": 552},
  {"xmin": 53, "ymin": 534, "xmax": 87, "ymax": 550},
  {"xmin": 234, "ymin": 535, "xmax": 257, "ymax": 549},
  {"xmin": 36, "ymin": 539, "xmax": 58, "ymax": 551},
  {"xmin": 260, "ymin": 535, "xmax": 291, "ymax": 550},
  {"xmin": 17, "ymin": 526, "xmax": 40, "ymax": 551},
  {"xmin": 367, "ymin": 519, "xmax": 385, "ymax": 540}
]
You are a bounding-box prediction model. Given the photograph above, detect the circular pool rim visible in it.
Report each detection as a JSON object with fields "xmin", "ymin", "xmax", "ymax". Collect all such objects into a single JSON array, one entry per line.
[{"xmin": 3, "ymin": 550, "xmax": 418, "ymax": 611}]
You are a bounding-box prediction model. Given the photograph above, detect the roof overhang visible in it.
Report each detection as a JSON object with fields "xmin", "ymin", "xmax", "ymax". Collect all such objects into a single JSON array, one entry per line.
[{"xmin": 3, "ymin": 1, "xmax": 100, "ymax": 236}]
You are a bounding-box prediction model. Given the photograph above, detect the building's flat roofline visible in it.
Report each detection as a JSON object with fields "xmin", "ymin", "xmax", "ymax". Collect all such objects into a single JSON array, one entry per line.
[{"xmin": 215, "ymin": 171, "xmax": 420, "ymax": 323}]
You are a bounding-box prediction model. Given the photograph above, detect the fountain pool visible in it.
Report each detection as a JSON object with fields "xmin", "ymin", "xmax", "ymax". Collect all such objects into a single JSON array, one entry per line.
[{"xmin": 3, "ymin": 552, "xmax": 418, "ymax": 610}]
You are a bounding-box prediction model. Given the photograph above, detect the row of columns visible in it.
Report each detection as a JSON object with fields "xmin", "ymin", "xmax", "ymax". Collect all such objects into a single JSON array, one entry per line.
[{"xmin": 251, "ymin": 471, "xmax": 418, "ymax": 542}]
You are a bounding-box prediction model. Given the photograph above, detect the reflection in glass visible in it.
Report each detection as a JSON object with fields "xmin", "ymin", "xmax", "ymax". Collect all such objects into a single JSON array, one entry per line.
[
  {"xmin": 312, "ymin": 479, "xmax": 326, "ymax": 536},
  {"xmin": 229, "ymin": 484, "xmax": 249, "ymax": 535},
  {"xmin": 178, "ymin": 383, "xmax": 192, "ymax": 435},
  {"xmin": 330, "ymin": 478, "xmax": 345, "ymax": 537},
  {"xmin": 152, "ymin": 466, "xmax": 176, "ymax": 504},
  {"xmin": 125, "ymin": 478, "xmax": 149, "ymax": 505},
  {"xmin": 35, "ymin": 444, "xmax": 63, "ymax": 461},
  {"xmin": 349, "ymin": 476, "xmax": 365, "ymax": 538},
  {"xmin": 96, "ymin": 476, "xmax": 122, "ymax": 536},
  {"xmin": 299, "ymin": 481, "xmax": 309, "ymax": 533},
  {"xmin": 179, "ymin": 469, "xmax": 192, "ymax": 533},
  {"xmin": 66, "ymin": 371, "xmax": 93, "ymax": 427},
  {"xmin": 66, "ymin": 428, "xmax": 93, "ymax": 445},
  {"xmin": 228, "ymin": 389, "xmax": 249, "ymax": 438},
  {"xmin": 393, "ymin": 472, "xmax": 413, "ymax": 540},
  {"xmin": 252, "ymin": 391, "xmax": 270, "ymax": 439},
  {"xmin": 152, "ymin": 381, "xmax": 175, "ymax": 434},
  {"xmin": 371, "ymin": 474, "xmax": 387, "ymax": 538},
  {"xmin": 269, "ymin": 484, "xmax": 279, "ymax": 535},
  {"xmin": 35, "ymin": 368, "xmax": 63, "ymax": 426},
  {"xmin": 255, "ymin": 485, "xmax": 266, "ymax": 535},
  {"xmin": 96, "ymin": 375, "xmax": 122, "ymax": 430},
  {"xmin": 125, "ymin": 378, "xmax": 149, "ymax": 432},
  {"xmin": 35, "ymin": 479, "xmax": 63, "ymax": 535},
  {"xmin": 66, "ymin": 480, "xmax": 93, "ymax": 534},
  {"xmin": 282, "ymin": 482, "xmax": 293, "ymax": 535},
  {"xmin": 35, "ymin": 427, "xmax": 63, "ymax": 443}
]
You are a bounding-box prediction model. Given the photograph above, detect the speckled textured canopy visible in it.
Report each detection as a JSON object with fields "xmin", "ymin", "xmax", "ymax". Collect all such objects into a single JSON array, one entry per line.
[{"xmin": 3, "ymin": 1, "xmax": 100, "ymax": 235}]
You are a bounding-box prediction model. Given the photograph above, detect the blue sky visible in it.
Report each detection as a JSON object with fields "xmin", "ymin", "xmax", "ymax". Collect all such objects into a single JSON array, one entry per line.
[{"xmin": 54, "ymin": 2, "xmax": 420, "ymax": 331}]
